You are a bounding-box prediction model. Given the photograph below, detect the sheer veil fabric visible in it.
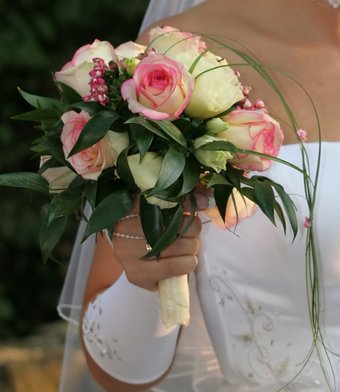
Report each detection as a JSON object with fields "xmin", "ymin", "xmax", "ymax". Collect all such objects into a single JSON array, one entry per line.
[{"xmin": 57, "ymin": 1, "xmax": 210, "ymax": 391}]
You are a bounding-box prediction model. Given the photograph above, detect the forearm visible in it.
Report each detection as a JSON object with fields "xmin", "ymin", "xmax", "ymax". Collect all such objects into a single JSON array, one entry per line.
[{"xmin": 81, "ymin": 272, "xmax": 180, "ymax": 389}]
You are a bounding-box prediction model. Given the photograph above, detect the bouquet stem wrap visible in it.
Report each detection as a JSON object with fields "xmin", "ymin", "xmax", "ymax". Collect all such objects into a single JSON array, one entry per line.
[{"xmin": 158, "ymin": 274, "xmax": 190, "ymax": 328}]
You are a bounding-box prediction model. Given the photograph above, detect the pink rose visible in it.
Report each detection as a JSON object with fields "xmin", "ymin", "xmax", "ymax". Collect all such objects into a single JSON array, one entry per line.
[
  {"xmin": 55, "ymin": 40, "xmax": 118, "ymax": 97},
  {"xmin": 121, "ymin": 54, "xmax": 194, "ymax": 120},
  {"xmin": 220, "ymin": 109, "xmax": 284, "ymax": 171},
  {"xmin": 61, "ymin": 110, "xmax": 129, "ymax": 180}
]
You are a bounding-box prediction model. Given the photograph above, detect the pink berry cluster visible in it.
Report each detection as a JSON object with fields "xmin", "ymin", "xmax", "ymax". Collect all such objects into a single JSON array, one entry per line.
[
  {"xmin": 84, "ymin": 57, "xmax": 109, "ymax": 106},
  {"xmin": 234, "ymin": 71, "xmax": 268, "ymax": 111}
]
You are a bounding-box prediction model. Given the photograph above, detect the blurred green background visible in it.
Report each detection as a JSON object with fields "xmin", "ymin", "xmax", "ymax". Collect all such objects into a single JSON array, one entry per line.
[{"xmin": 0, "ymin": 0, "xmax": 149, "ymax": 339}]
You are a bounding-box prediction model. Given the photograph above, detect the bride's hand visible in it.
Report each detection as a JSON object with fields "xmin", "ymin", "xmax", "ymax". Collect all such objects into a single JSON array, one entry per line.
[{"xmin": 113, "ymin": 204, "xmax": 202, "ymax": 292}]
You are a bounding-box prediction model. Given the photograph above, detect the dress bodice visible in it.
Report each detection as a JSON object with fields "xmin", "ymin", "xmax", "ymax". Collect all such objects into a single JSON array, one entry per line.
[{"xmin": 196, "ymin": 142, "xmax": 340, "ymax": 391}]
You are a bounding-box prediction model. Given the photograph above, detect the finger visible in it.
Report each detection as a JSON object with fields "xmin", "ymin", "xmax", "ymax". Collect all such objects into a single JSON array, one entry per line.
[
  {"xmin": 160, "ymin": 237, "xmax": 200, "ymax": 258},
  {"xmin": 124, "ymin": 255, "xmax": 198, "ymax": 291},
  {"xmin": 180, "ymin": 215, "xmax": 202, "ymax": 237}
]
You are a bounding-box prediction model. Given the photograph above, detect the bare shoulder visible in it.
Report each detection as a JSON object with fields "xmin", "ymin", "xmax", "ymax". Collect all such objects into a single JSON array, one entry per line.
[{"xmin": 137, "ymin": 0, "xmax": 245, "ymax": 44}]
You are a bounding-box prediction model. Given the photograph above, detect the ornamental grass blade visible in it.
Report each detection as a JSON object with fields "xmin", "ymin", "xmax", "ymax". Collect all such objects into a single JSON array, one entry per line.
[
  {"xmin": 142, "ymin": 205, "xmax": 184, "ymax": 259},
  {"xmin": 69, "ymin": 111, "xmax": 119, "ymax": 157},
  {"xmin": 0, "ymin": 173, "xmax": 49, "ymax": 192},
  {"xmin": 83, "ymin": 189, "xmax": 133, "ymax": 240},
  {"xmin": 146, "ymin": 147, "xmax": 186, "ymax": 196}
]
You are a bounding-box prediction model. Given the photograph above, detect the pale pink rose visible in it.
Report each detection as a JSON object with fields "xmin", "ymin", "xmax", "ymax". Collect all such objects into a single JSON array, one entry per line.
[
  {"xmin": 220, "ymin": 109, "xmax": 284, "ymax": 171},
  {"xmin": 149, "ymin": 26, "xmax": 207, "ymax": 55},
  {"xmin": 55, "ymin": 40, "xmax": 118, "ymax": 97},
  {"xmin": 204, "ymin": 189, "xmax": 257, "ymax": 229},
  {"xmin": 40, "ymin": 156, "xmax": 77, "ymax": 193},
  {"xmin": 121, "ymin": 54, "xmax": 194, "ymax": 120},
  {"xmin": 61, "ymin": 110, "xmax": 128, "ymax": 180}
]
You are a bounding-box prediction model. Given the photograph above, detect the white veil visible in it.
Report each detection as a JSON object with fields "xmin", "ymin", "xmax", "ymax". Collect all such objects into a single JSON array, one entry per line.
[{"xmin": 57, "ymin": 1, "xmax": 223, "ymax": 391}]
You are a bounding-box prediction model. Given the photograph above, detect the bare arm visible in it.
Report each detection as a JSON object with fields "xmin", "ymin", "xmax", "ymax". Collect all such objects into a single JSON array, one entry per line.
[{"xmin": 80, "ymin": 207, "xmax": 201, "ymax": 391}]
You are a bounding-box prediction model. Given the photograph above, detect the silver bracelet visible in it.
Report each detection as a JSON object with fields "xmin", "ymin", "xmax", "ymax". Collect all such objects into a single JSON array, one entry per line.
[
  {"xmin": 113, "ymin": 214, "xmax": 144, "ymax": 240},
  {"xmin": 112, "ymin": 232, "xmax": 145, "ymax": 240}
]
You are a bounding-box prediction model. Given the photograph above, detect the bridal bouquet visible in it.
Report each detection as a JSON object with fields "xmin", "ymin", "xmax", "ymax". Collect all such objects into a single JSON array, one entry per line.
[{"xmin": 0, "ymin": 26, "xmax": 297, "ymax": 328}]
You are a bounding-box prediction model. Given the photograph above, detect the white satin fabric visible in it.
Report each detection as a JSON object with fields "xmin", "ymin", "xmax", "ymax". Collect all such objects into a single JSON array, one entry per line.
[{"xmin": 196, "ymin": 142, "xmax": 340, "ymax": 391}]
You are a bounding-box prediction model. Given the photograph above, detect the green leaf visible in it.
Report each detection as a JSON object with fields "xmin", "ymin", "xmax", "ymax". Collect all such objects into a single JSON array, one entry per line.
[
  {"xmin": 151, "ymin": 120, "xmax": 187, "ymax": 148},
  {"xmin": 142, "ymin": 205, "xmax": 184, "ymax": 259},
  {"xmin": 38, "ymin": 157, "xmax": 63, "ymax": 175},
  {"xmin": 130, "ymin": 124, "xmax": 154, "ymax": 161},
  {"xmin": 173, "ymin": 118, "xmax": 192, "ymax": 137},
  {"xmin": 84, "ymin": 189, "xmax": 134, "ymax": 239},
  {"xmin": 47, "ymin": 191, "xmax": 82, "ymax": 225},
  {"xmin": 254, "ymin": 180, "xmax": 276, "ymax": 225},
  {"xmin": 140, "ymin": 197, "xmax": 163, "ymax": 248},
  {"xmin": 146, "ymin": 147, "xmax": 186, "ymax": 196},
  {"xmin": 208, "ymin": 173, "xmax": 230, "ymax": 187},
  {"xmin": 84, "ymin": 181, "xmax": 98, "ymax": 210},
  {"xmin": 55, "ymin": 81, "xmax": 82, "ymax": 104},
  {"xmin": 274, "ymin": 201, "xmax": 287, "ymax": 235},
  {"xmin": 12, "ymin": 108, "xmax": 60, "ymax": 122},
  {"xmin": 69, "ymin": 111, "xmax": 119, "ymax": 156},
  {"xmin": 125, "ymin": 117, "xmax": 168, "ymax": 141},
  {"xmin": 197, "ymin": 140, "xmax": 237, "ymax": 153},
  {"xmin": 17, "ymin": 87, "xmax": 65, "ymax": 110},
  {"xmin": 40, "ymin": 205, "xmax": 68, "ymax": 263},
  {"xmin": 213, "ymin": 184, "xmax": 234, "ymax": 224},
  {"xmin": 0, "ymin": 173, "xmax": 49, "ymax": 192},
  {"xmin": 178, "ymin": 157, "xmax": 200, "ymax": 196},
  {"xmin": 116, "ymin": 148, "xmax": 136, "ymax": 187},
  {"xmin": 272, "ymin": 182, "xmax": 298, "ymax": 238},
  {"xmin": 69, "ymin": 101, "xmax": 103, "ymax": 115}
]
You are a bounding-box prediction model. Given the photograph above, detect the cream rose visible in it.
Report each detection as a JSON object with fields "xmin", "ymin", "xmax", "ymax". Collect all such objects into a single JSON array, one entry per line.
[
  {"xmin": 61, "ymin": 110, "xmax": 129, "ymax": 180},
  {"xmin": 121, "ymin": 54, "xmax": 194, "ymax": 120},
  {"xmin": 193, "ymin": 135, "xmax": 233, "ymax": 173},
  {"xmin": 149, "ymin": 26, "xmax": 207, "ymax": 56},
  {"xmin": 40, "ymin": 156, "xmax": 77, "ymax": 193},
  {"xmin": 220, "ymin": 109, "xmax": 284, "ymax": 171},
  {"xmin": 127, "ymin": 152, "xmax": 177, "ymax": 209},
  {"xmin": 55, "ymin": 40, "xmax": 118, "ymax": 97}
]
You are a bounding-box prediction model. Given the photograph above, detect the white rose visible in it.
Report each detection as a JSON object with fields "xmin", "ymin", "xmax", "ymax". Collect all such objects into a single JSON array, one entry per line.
[
  {"xmin": 115, "ymin": 41, "xmax": 146, "ymax": 59},
  {"xmin": 186, "ymin": 52, "xmax": 244, "ymax": 119},
  {"xmin": 193, "ymin": 135, "xmax": 233, "ymax": 173},
  {"xmin": 127, "ymin": 152, "xmax": 177, "ymax": 209},
  {"xmin": 55, "ymin": 40, "xmax": 118, "ymax": 97}
]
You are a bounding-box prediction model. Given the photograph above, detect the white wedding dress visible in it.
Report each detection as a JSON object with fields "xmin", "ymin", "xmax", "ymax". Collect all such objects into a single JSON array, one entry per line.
[{"xmin": 57, "ymin": 1, "xmax": 340, "ymax": 391}]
